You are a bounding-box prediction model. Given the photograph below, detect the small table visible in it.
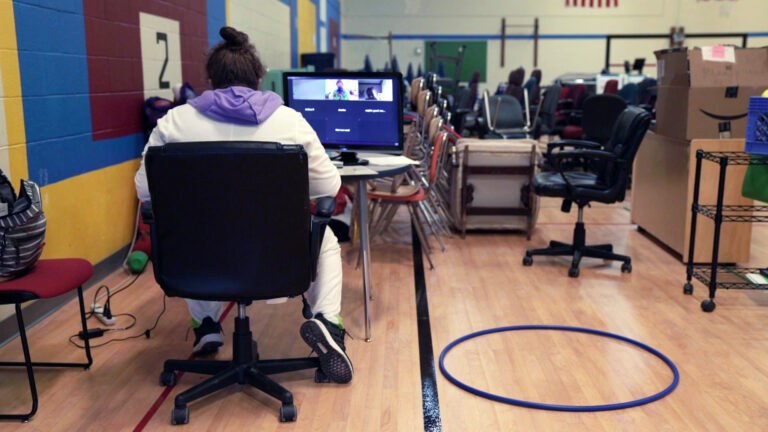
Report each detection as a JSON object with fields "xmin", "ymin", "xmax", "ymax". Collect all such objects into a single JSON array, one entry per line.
[{"xmin": 339, "ymin": 159, "xmax": 413, "ymax": 342}]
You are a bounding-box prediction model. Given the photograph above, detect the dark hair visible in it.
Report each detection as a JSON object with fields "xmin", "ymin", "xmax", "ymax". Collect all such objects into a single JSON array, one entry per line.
[{"xmin": 206, "ymin": 27, "xmax": 265, "ymax": 90}]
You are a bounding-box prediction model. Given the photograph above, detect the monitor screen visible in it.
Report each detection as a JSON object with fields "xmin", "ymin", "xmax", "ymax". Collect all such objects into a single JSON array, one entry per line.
[{"xmin": 282, "ymin": 72, "xmax": 404, "ymax": 154}]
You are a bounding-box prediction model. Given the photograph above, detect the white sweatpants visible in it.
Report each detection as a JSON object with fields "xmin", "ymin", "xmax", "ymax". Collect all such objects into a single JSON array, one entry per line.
[{"xmin": 186, "ymin": 226, "xmax": 343, "ymax": 326}]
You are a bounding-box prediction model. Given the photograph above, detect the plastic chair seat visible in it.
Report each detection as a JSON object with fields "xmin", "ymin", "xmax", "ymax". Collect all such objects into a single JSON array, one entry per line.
[{"xmin": 0, "ymin": 259, "xmax": 94, "ymax": 304}]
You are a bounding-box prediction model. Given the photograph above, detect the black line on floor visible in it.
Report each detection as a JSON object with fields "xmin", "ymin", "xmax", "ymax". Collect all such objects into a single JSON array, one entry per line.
[{"xmin": 412, "ymin": 223, "xmax": 442, "ymax": 432}]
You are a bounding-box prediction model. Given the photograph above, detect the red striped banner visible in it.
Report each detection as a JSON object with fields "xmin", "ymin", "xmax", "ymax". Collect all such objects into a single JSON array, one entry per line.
[{"xmin": 566, "ymin": 0, "xmax": 618, "ymax": 6}]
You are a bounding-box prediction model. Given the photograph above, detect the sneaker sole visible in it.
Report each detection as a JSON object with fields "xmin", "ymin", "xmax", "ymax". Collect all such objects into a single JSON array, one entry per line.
[
  {"xmin": 300, "ymin": 319, "xmax": 353, "ymax": 384},
  {"xmin": 193, "ymin": 333, "xmax": 223, "ymax": 356}
]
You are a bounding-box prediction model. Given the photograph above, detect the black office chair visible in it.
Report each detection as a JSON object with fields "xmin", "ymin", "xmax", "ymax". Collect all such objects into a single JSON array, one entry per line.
[
  {"xmin": 580, "ymin": 94, "xmax": 627, "ymax": 145},
  {"xmin": 532, "ymin": 83, "xmax": 561, "ymax": 139},
  {"xmin": 479, "ymin": 90, "xmax": 528, "ymax": 139},
  {"xmin": 523, "ymin": 107, "xmax": 651, "ymax": 277},
  {"xmin": 144, "ymin": 142, "xmax": 336, "ymax": 425}
]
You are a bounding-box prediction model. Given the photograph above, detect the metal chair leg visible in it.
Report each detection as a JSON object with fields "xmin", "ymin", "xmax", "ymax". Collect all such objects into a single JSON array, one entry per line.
[
  {"xmin": 0, "ymin": 305, "xmax": 39, "ymax": 422},
  {"xmin": 408, "ymin": 204, "xmax": 435, "ymax": 269}
]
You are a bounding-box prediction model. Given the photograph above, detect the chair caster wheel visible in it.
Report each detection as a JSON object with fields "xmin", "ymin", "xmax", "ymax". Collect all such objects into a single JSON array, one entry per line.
[
  {"xmin": 171, "ymin": 406, "xmax": 189, "ymax": 425},
  {"xmin": 160, "ymin": 371, "xmax": 177, "ymax": 387},
  {"xmin": 315, "ymin": 368, "xmax": 330, "ymax": 383},
  {"xmin": 701, "ymin": 299, "xmax": 716, "ymax": 312},
  {"xmin": 280, "ymin": 404, "xmax": 297, "ymax": 422},
  {"xmin": 568, "ymin": 267, "xmax": 579, "ymax": 278},
  {"xmin": 683, "ymin": 283, "xmax": 694, "ymax": 295},
  {"xmin": 522, "ymin": 255, "xmax": 533, "ymax": 266},
  {"xmin": 621, "ymin": 262, "xmax": 632, "ymax": 273}
]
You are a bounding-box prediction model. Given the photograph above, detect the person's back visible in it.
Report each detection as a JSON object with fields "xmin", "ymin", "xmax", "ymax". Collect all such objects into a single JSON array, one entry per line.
[{"xmin": 134, "ymin": 27, "xmax": 352, "ymax": 385}]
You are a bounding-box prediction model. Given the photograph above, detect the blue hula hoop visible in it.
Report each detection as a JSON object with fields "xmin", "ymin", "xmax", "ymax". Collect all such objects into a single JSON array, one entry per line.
[{"xmin": 439, "ymin": 325, "xmax": 679, "ymax": 412}]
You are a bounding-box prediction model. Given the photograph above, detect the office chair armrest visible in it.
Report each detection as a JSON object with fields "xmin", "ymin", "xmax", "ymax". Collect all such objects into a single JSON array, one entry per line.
[
  {"xmin": 547, "ymin": 139, "xmax": 601, "ymax": 153},
  {"xmin": 309, "ymin": 196, "xmax": 337, "ymax": 281},
  {"xmin": 552, "ymin": 150, "xmax": 623, "ymax": 198},
  {"xmin": 313, "ymin": 196, "xmax": 337, "ymax": 218},
  {"xmin": 140, "ymin": 201, "xmax": 154, "ymax": 225},
  {"xmin": 553, "ymin": 149, "xmax": 619, "ymax": 164},
  {"xmin": 546, "ymin": 140, "xmax": 602, "ymax": 164}
]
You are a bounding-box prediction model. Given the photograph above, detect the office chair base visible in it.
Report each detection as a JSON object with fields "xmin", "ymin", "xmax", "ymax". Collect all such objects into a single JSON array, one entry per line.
[
  {"xmin": 524, "ymin": 223, "xmax": 631, "ymax": 278},
  {"xmin": 160, "ymin": 313, "xmax": 321, "ymax": 425}
]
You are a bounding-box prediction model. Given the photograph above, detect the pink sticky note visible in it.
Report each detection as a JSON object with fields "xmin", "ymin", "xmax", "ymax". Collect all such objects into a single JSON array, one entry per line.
[{"xmin": 712, "ymin": 45, "xmax": 726, "ymax": 59}]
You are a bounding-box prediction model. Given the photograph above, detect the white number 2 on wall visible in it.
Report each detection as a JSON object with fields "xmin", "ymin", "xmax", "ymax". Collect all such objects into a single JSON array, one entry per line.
[{"xmin": 140, "ymin": 12, "xmax": 182, "ymax": 100}]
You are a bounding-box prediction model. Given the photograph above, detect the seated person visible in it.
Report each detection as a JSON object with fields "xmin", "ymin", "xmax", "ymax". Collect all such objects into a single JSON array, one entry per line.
[
  {"xmin": 134, "ymin": 26, "xmax": 353, "ymax": 384},
  {"xmin": 328, "ymin": 79, "xmax": 352, "ymax": 100},
  {"xmin": 365, "ymin": 87, "xmax": 379, "ymax": 101}
]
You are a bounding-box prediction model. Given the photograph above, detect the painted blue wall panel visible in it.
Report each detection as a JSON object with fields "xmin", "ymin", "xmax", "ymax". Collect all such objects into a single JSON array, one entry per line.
[
  {"xmin": 26, "ymin": 133, "xmax": 144, "ymax": 187},
  {"xmin": 206, "ymin": 0, "xmax": 227, "ymax": 48},
  {"xmin": 13, "ymin": 3, "xmax": 87, "ymax": 55},
  {"xmin": 21, "ymin": 96, "xmax": 92, "ymax": 143},
  {"xmin": 14, "ymin": 0, "xmax": 83, "ymax": 14},
  {"xmin": 16, "ymin": 52, "xmax": 90, "ymax": 97}
]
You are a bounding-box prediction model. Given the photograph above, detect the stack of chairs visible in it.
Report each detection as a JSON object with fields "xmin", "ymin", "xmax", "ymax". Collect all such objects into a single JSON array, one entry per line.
[{"xmin": 364, "ymin": 75, "xmax": 458, "ymax": 268}]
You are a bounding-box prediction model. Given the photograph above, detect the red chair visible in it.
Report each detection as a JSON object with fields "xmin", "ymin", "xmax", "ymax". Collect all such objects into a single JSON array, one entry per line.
[
  {"xmin": 603, "ymin": 79, "xmax": 619, "ymax": 95},
  {"xmin": 0, "ymin": 258, "xmax": 94, "ymax": 422}
]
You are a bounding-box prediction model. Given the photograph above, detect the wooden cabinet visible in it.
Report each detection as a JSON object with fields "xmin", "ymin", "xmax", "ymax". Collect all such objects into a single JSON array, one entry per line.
[{"xmin": 631, "ymin": 132, "xmax": 752, "ymax": 263}]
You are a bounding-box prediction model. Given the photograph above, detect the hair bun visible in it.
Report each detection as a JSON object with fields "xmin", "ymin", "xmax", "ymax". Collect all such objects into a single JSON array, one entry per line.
[{"xmin": 219, "ymin": 26, "xmax": 249, "ymax": 48}]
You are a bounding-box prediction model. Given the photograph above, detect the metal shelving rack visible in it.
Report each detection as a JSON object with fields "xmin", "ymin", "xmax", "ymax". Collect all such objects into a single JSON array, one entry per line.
[{"xmin": 684, "ymin": 151, "xmax": 768, "ymax": 312}]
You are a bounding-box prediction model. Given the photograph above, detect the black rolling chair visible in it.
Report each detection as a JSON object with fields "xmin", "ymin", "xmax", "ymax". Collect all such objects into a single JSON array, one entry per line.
[
  {"xmin": 144, "ymin": 142, "xmax": 336, "ymax": 425},
  {"xmin": 523, "ymin": 107, "xmax": 651, "ymax": 277},
  {"xmin": 479, "ymin": 90, "xmax": 528, "ymax": 139}
]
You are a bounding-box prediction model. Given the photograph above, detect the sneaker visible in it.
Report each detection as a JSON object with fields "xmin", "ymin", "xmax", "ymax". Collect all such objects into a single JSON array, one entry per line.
[
  {"xmin": 300, "ymin": 314, "xmax": 353, "ymax": 383},
  {"xmin": 192, "ymin": 317, "xmax": 223, "ymax": 355}
]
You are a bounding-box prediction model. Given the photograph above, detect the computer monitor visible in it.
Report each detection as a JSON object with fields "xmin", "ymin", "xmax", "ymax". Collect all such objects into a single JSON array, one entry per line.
[
  {"xmin": 282, "ymin": 72, "xmax": 404, "ymax": 163},
  {"xmin": 632, "ymin": 58, "xmax": 646, "ymax": 74}
]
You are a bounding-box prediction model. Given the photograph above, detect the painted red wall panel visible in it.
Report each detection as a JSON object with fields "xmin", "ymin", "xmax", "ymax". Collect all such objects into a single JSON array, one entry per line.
[{"xmin": 83, "ymin": 0, "xmax": 208, "ymax": 141}]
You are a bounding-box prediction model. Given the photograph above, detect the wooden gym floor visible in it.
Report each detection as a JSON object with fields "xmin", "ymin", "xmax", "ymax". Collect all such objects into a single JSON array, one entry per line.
[{"xmin": 1, "ymin": 196, "xmax": 768, "ymax": 431}]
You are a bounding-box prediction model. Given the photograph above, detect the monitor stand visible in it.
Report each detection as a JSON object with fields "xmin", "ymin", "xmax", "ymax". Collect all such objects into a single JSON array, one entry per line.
[{"xmin": 339, "ymin": 151, "xmax": 369, "ymax": 166}]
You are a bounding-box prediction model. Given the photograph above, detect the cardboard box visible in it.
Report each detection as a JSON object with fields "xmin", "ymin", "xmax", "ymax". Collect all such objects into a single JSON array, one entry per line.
[{"xmin": 655, "ymin": 47, "xmax": 768, "ymax": 140}]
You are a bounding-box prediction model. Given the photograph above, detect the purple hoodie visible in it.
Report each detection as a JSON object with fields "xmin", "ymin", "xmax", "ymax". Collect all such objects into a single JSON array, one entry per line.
[{"xmin": 188, "ymin": 86, "xmax": 284, "ymax": 125}]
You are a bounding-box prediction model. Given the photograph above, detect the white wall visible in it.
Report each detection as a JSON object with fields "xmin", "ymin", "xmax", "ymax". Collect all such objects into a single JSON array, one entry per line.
[
  {"xmin": 229, "ymin": 0, "xmax": 292, "ymax": 70},
  {"xmin": 342, "ymin": 0, "xmax": 768, "ymax": 90}
]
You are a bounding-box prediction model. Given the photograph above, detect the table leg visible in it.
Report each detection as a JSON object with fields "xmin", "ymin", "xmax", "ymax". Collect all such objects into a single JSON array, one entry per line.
[{"xmin": 357, "ymin": 179, "xmax": 373, "ymax": 342}]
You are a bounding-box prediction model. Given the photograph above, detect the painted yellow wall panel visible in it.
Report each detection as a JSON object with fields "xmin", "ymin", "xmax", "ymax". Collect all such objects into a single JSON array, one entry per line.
[
  {"xmin": 298, "ymin": 0, "xmax": 317, "ymax": 58},
  {"xmin": 0, "ymin": 1, "xmax": 16, "ymax": 51},
  {"xmin": 0, "ymin": 3, "xmax": 27, "ymax": 184},
  {"xmin": 40, "ymin": 159, "xmax": 140, "ymax": 264}
]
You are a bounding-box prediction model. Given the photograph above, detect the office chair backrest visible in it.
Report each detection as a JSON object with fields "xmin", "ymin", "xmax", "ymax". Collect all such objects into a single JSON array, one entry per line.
[
  {"xmin": 617, "ymin": 83, "xmax": 640, "ymax": 105},
  {"xmin": 529, "ymin": 69, "xmax": 542, "ymax": 103},
  {"xmin": 455, "ymin": 87, "xmax": 473, "ymax": 111},
  {"xmin": 145, "ymin": 142, "xmax": 312, "ymax": 302},
  {"xmin": 603, "ymin": 79, "xmax": 619, "ymax": 95},
  {"xmin": 504, "ymin": 67, "xmax": 526, "ymax": 104},
  {"xmin": 483, "ymin": 94, "xmax": 525, "ymax": 131},
  {"xmin": 601, "ymin": 107, "xmax": 651, "ymax": 198},
  {"xmin": 637, "ymin": 78, "xmax": 658, "ymax": 106},
  {"xmin": 567, "ymin": 84, "xmax": 588, "ymax": 109},
  {"xmin": 581, "ymin": 94, "xmax": 627, "ymax": 145},
  {"xmin": 537, "ymin": 83, "xmax": 562, "ymax": 134}
]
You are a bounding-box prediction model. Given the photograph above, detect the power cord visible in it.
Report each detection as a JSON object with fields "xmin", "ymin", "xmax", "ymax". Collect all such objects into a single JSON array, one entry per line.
[{"xmin": 69, "ymin": 294, "xmax": 167, "ymax": 349}]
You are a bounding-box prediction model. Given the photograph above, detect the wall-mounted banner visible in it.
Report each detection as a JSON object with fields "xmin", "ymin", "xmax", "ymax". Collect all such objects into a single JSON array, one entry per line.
[{"xmin": 566, "ymin": 0, "xmax": 619, "ymax": 6}]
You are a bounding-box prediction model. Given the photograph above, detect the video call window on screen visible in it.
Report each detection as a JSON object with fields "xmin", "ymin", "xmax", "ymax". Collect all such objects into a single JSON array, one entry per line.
[
  {"xmin": 283, "ymin": 72, "xmax": 404, "ymax": 154},
  {"xmin": 291, "ymin": 78, "xmax": 394, "ymax": 102}
]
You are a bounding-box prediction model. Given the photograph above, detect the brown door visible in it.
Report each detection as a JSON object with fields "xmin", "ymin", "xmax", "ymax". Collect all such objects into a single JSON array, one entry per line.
[{"xmin": 329, "ymin": 18, "xmax": 340, "ymax": 68}]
